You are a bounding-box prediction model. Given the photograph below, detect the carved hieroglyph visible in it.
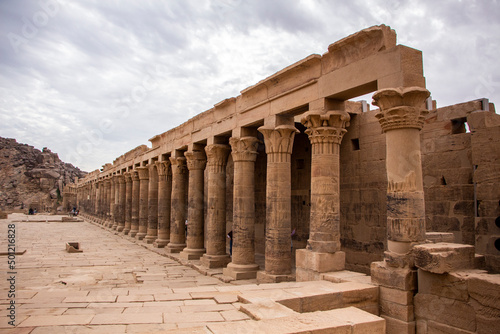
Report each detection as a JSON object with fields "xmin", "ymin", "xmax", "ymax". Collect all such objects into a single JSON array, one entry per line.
[{"xmin": 373, "ymin": 86, "xmax": 430, "ymax": 256}]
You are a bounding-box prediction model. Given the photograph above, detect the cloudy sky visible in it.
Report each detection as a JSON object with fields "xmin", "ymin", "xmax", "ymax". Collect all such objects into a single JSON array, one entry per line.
[{"xmin": 1, "ymin": 0, "xmax": 499, "ymax": 172}]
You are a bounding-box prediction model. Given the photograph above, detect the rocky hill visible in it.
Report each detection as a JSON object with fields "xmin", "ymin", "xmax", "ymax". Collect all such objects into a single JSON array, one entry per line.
[{"xmin": 0, "ymin": 137, "xmax": 86, "ymax": 212}]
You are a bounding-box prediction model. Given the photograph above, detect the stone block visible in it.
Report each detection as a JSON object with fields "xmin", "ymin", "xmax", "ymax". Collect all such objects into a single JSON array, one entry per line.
[
  {"xmin": 425, "ymin": 232, "xmax": 455, "ymax": 243},
  {"xmin": 223, "ymin": 263, "xmax": 259, "ymax": 280},
  {"xmin": 370, "ymin": 261, "xmax": 417, "ymax": 291},
  {"xmin": 381, "ymin": 315, "xmax": 415, "ymax": 334},
  {"xmin": 256, "ymin": 271, "xmax": 294, "ymax": 283},
  {"xmin": 380, "ymin": 299, "xmax": 414, "ymax": 321},
  {"xmin": 467, "ymin": 271, "xmax": 500, "ymax": 311},
  {"xmin": 427, "ymin": 320, "xmax": 475, "ymax": 334},
  {"xmin": 417, "ymin": 269, "xmax": 469, "ymax": 301},
  {"xmin": 296, "ymin": 249, "xmax": 345, "ymax": 273},
  {"xmin": 413, "ymin": 243, "xmax": 475, "ymax": 274},
  {"xmin": 379, "ymin": 286, "xmax": 414, "ymax": 305},
  {"xmin": 239, "ymin": 299, "xmax": 298, "ymax": 320},
  {"xmin": 414, "ymin": 293, "xmax": 476, "ymax": 332},
  {"xmin": 200, "ymin": 254, "xmax": 231, "ymax": 269}
]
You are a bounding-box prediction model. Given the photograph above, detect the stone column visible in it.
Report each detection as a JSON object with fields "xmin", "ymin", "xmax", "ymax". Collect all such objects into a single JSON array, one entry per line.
[
  {"xmin": 180, "ymin": 150, "xmax": 207, "ymax": 260},
  {"xmin": 136, "ymin": 166, "xmax": 149, "ymax": 240},
  {"xmin": 116, "ymin": 175, "xmax": 126, "ymax": 232},
  {"xmin": 123, "ymin": 172, "xmax": 132, "ymax": 235},
  {"xmin": 154, "ymin": 161, "xmax": 172, "ymax": 248},
  {"xmin": 257, "ymin": 125, "xmax": 298, "ymax": 282},
  {"xmin": 95, "ymin": 180, "xmax": 101, "ymax": 222},
  {"xmin": 370, "ymin": 86, "xmax": 430, "ymax": 334},
  {"xmin": 296, "ymin": 109, "xmax": 350, "ymax": 281},
  {"xmin": 129, "ymin": 170, "xmax": 140, "ymax": 237},
  {"xmin": 201, "ymin": 144, "xmax": 231, "ymax": 268},
  {"xmin": 112, "ymin": 176, "xmax": 120, "ymax": 230},
  {"xmin": 144, "ymin": 164, "xmax": 159, "ymax": 243},
  {"xmin": 105, "ymin": 178, "xmax": 111, "ymax": 225},
  {"xmin": 223, "ymin": 136, "xmax": 260, "ymax": 280},
  {"xmin": 108, "ymin": 177, "xmax": 115, "ymax": 228},
  {"xmin": 166, "ymin": 156, "xmax": 188, "ymax": 253}
]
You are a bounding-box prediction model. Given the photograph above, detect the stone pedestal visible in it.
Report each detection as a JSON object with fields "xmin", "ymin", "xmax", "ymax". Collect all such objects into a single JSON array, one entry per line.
[
  {"xmin": 154, "ymin": 161, "xmax": 171, "ymax": 248},
  {"xmin": 123, "ymin": 172, "xmax": 132, "ymax": 235},
  {"xmin": 129, "ymin": 170, "xmax": 140, "ymax": 238},
  {"xmin": 201, "ymin": 144, "xmax": 231, "ymax": 268},
  {"xmin": 166, "ymin": 156, "xmax": 188, "ymax": 253},
  {"xmin": 257, "ymin": 125, "xmax": 298, "ymax": 282},
  {"xmin": 116, "ymin": 175, "xmax": 126, "ymax": 232},
  {"xmin": 297, "ymin": 109, "xmax": 350, "ymax": 281},
  {"xmin": 371, "ymin": 86, "xmax": 430, "ymax": 334},
  {"xmin": 144, "ymin": 164, "xmax": 158, "ymax": 244},
  {"xmin": 180, "ymin": 150, "xmax": 207, "ymax": 260},
  {"xmin": 223, "ymin": 137, "xmax": 260, "ymax": 279}
]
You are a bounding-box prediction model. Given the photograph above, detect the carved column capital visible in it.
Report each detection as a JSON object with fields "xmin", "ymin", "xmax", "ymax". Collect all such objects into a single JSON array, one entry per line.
[
  {"xmin": 185, "ymin": 150, "xmax": 207, "ymax": 171},
  {"xmin": 155, "ymin": 161, "xmax": 171, "ymax": 177},
  {"xmin": 123, "ymin": 172, "xmax": 132, "ymax": 183},
  {"xmin": 169, "ymin": 156, "xmax": 187, "ymax": 175},
  {"xmin": 130, "ymin": 170, "xmax": 140, "ymax": 182},
  {"xmin": 114, "ymin": 174, "xmax": 125, "ymax": 184},
  {"xmin": 205, "ymin": 144, "xmax": 230, "ymax": 173},
  {"xmin": 301, "ymin": 110, "xmax": 350, "ymax": 153},
  {"xmin": 229, "ymin": 136, "xmax": 260, "ymax": 162},
  {"xmin": 373, "ymin": 86, "xmax": 430, "ymax": 132},
  {"xmin": 136, "ymin": 167, "xmax": 149, "ymax": 180},
  {"xmin": 258, "ymin": 125, "xmax": 298, "ymax": 163}
]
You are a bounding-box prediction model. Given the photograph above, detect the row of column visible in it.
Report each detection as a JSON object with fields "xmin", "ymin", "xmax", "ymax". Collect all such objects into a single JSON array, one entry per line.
[{"xmin": 78, "ymin": 86, "xmax": 430, "ymax": 282}]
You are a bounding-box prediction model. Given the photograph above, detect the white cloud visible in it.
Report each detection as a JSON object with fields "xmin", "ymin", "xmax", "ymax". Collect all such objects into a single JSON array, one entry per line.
[{"xmin": 1, "ymin": 0, "xmax": 499, "ymax": 172}]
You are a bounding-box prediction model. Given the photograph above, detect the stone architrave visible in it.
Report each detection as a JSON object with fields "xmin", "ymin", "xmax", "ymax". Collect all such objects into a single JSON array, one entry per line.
[
  {"xmin": 180, "ymin": 150, "xmax": 207, "ymax": 260},
  {"xmin": 115, "ymin": 175, "xmax": 126, "ymax": 232},
  {"xmin": 257, "ymin": 125, "xmax": 298, "ymax": 281},
  {"xmin": 135, "ymin": 166, "xmax": 149, "ymax": 240},
  {"xmin": 166, "ymin": 156, "xmax": 188, "ymax": 253},
  {"xmin": 123, "ymin": 172, "xmax": 132, "ymax": 235},
  {"xmin": 129, "ymin": 170, "xmax": 140, "ymax": 237},
  {"xmin": 223, "ymin": 137, "xmax": 260, "ymax": 280},
  {"xmin": 154, "ymin": 161, "xmax": 172, "ymax": 248},
  {"xmin": 373, "ymin": 86, "xmax": 430, "ymax": 261},
  {"xmin": 296, "ymin": 109, "xmax": 350, "ymax": 281},
  {"xmin": 201, "ymin": 144, "xmax": 231, "ymax": 268},
  {"xmin": 144, "ymin": 164, "xmax": 159, "ymax": 244}
]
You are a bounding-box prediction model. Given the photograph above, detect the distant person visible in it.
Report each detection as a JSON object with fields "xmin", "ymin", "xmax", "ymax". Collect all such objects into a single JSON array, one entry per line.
[
  {"xmin": 291, "ymin": 228, "xmax": 296, "ymax": 252},
  {"xmin": 28, "ymin": 208, "xmax": 33, "ymax": 215},
  {"xmin": 227, "ymin": 230, "xmax": 233, "ymax": 256}
]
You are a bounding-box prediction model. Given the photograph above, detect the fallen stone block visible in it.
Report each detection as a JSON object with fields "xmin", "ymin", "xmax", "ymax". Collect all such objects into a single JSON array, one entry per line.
[
  {"xmin": 66, "ymin": 242, "xmax": 83, "ymax": 253},
  {"xmin": 413, "ymin": 243, "xmax": 475, "ymax": 274}
]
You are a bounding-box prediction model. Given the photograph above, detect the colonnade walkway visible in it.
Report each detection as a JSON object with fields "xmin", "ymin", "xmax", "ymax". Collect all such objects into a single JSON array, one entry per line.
[{"xmin": 1, "ymin": 214, "xmax": 384, "ymax": 333}]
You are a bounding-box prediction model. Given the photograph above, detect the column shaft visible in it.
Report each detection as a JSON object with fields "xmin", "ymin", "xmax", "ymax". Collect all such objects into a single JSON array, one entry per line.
[
  {"xmin": 154, "ymin": 161, "xmax": 172, "ymax": 248},
  {"xmin": 136, "ymin": 167, "xmax": 149, "ymax": 240},
  {"xmin": 223, "ymin": 137, "xmax": 260, "ymax": 280},
  {"xmin": 166, "ymin": 157, "xmax": 188, "ymax": 253},
  {"xmin": 129, "ymin": 171, "xmax": 140, "ymax": 237},
  {"xmin": 117, "ymin": 175, "xmax": 126, "ymax": 232},
  {"xmin": 108, "ymin": 178, "xmax": 115, "ymax": 227},
  {"xmin": 145, "ymin": 164, "xmax": 158, "ymax": 243},
  {"xmin": 180, "ymin": 150, "xmax": 207, "ymax": 260},
  {"xmin": 201, "ymin": 144, "xmax": 231, "ymax": 268},
  {"xmin": 123, "ymin": 173, "xmax": 132, "ymax": 234}
]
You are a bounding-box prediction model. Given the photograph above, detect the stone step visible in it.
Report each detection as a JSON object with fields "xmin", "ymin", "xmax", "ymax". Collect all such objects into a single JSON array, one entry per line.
[{"xmin": 206, "ymin": 306, "xmax": 385, "ymax": 334}]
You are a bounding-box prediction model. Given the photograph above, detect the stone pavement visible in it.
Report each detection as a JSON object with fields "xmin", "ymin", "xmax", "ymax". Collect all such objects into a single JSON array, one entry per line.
[{"xmin": 1, "ymin": 214, "xmax": 384, "ymax": 333}]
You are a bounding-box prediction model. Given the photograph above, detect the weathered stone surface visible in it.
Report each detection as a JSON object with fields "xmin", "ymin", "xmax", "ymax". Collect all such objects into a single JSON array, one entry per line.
[
  {"xmin": 370, "ymin": 261, "xmax": 417, "ymax": 291},
  {"xmin": 414, "ymin": 293, "xmax": 476, "ymax": 332},
  {"xmin": 414, "ymin": 243, "xmax": 475, "ymax": 274},
  {"xmin": 417, "ymin": 269, "xmax": 472, "ymax": 301}
]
